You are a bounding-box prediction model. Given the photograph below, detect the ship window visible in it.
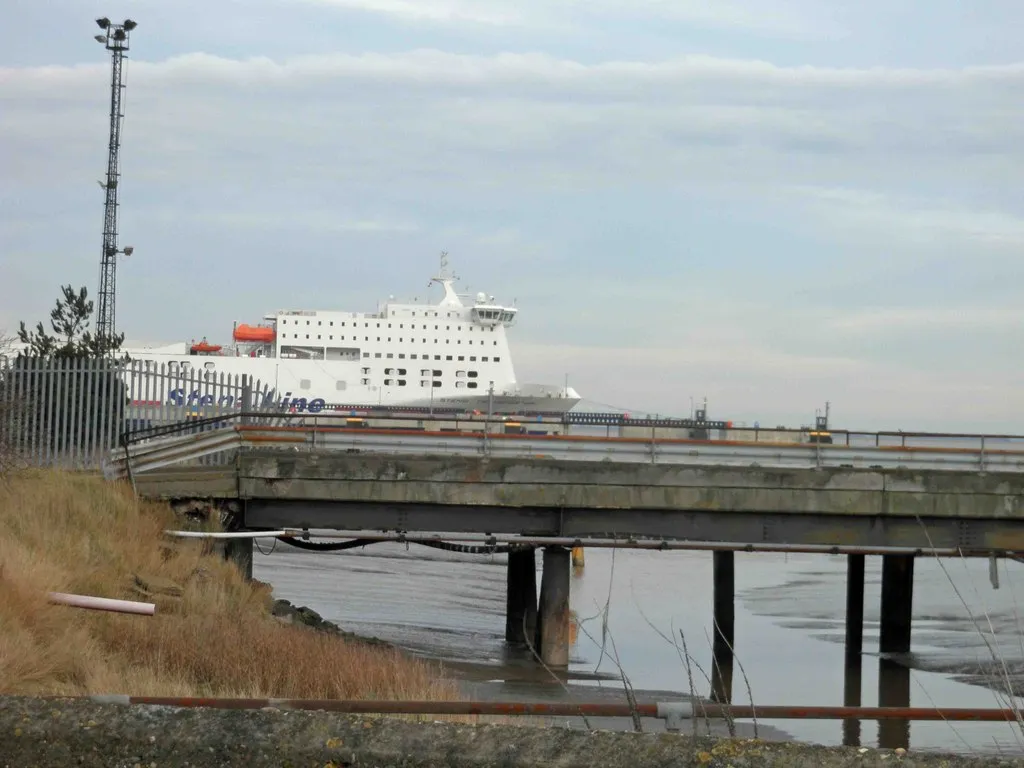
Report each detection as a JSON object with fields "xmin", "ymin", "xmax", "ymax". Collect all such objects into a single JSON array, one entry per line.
[
  {"xmin": 281, "ymin": 319, "xmax": 287, "ymax": 325},
  {"xmin": 411, "ymin": 354, "xmax": 417, "ymax": 360},
  {"xmin": 180, "ymin": 361, "xmax": 191, "ymax": 370},
  {"xmin": 420, "ymin": 380, "xmax": 429, "ymax": 387},
  {"xmin": 470, "ymin": 356, "xmax": 476, "ymax": 362},
  {"xmin": 482, "ymin": 357, "xmax": 488, "ymax": 362},
  {"xmin": 458, "ymin": 356, "xmax": 464, "ymax": 361},
  {"xmin": 384, "ymin": 368, "xmax": 393, "ymax": 375},
  {"xmin": 467, "ymin": 382, "xmax": 478, "ymax": 389},
  {"xmin": 377, "ymin": 337, "xmax": 381, "ymax": 341},
  {"xmin": 399, "ymin": 354, "xmax": 405, "ymax": 359},
  {"xmin": 330, "ymin": 321, "xmax": 334, "ymax": 326},
  {"xmin": 434, "ymin": 355, "xmax": 441, "ymax": 360},
  {"xmin": 318, "ymin": 321, "xmax": 322, "ymax": 326},
  {"xmin": 493, "ymin": 341, "xmax": 497, "ymax": 345},
  {"xmin": 384, "ymin": 379, "xmax": 393, "ymax": 385},
  {"xmin": 433, "ymin": 369, "xmax": 442, "ymax": 376},
  {"xmin": 468, "ymin": 371, "xmax": 478, "ymax": 378},
  {"xmin": 455, "ymin": 381, "xmax": 465, "ymax": 388},
  {"xmin": 336, "ymin": 381, "xmax": 346, "ymax": 390},
  {"xmin": 387, "ymin": 353, "xmax": 393, "ymax": 358},
  {"xmin": 388, "ymin": 337, "xmax": 391, "ymax": 342},
  {"xmin": 456, "ymin": 370, "xmax": 465, "ymax": 377},
  {"xmin": 204, "ymin": 362, "xmax": 215, "ymax": 370},
  {"xmin": 374, "ymin": 353, "xmax": 382, "ymax": 358},
  {"xmin": 363, "ymin": 353, "xmax": 369, "ymax": 358},
  {"xmin": 398, "ymin": 368, "xmax": 407, "ymax": 375},
  {"xmin": 432, "ymin": 381, "xmax": 441, "ymax": 388},
  {"xmin": 388, "ymin": 324, "xmax": 392, "ymax": 328},
  {"xmin": 317, "ymin": 335, "xmax": 321, "ymax": 340},
  {"xmin": 305, "ymin": 334, "xmax": 310, "ymax": 339},
  {"xmin": 494, "ymin": 357, "xmax": 500, "ymax": 362},
  {"xmin": 306, "ymin": 321, "xmax": 310, "ymax": 325},
  {"xmin": 376, "ymin": 323, "xmax": 380, "ymax": 328},
  {"xmin": 300, "ymin": 379, "xmax": 311, "ymax": 390},
  {"xmin": 398, "ymin": 380, "xmax": 406, "ymax": 386},
  {"xmin": 446, "ymin": 355, "xmax": 453, "ymax": 361}
]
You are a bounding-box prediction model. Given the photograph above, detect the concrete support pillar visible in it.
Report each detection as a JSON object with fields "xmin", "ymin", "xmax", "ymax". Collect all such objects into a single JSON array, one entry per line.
[
  {"xmin": 223, "ymin": 537, "xmax": 253, "ymax": 581},
  {"xmin": 879, "ymin": 555, "xmax": 914, "ymax": 655},
  {"xmin": 710, "ymin": 550, "xmax": 735, "ymax": 703},
  {"xmin": 535, "ymin": 546, "xmax": 571, "ymax": 667},
  {"xmin": 505, "ymin": 547, "xmax": 538, "ymax": 646}
]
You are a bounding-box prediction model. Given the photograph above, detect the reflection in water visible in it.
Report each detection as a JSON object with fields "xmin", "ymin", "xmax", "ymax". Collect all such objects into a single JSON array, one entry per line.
[
  {"xmin": 878, "ymin": 658, "xmax": 911, "ymax": 750},
  {"xmin": 254, "ymin": 543, "xmax": 1024, "ymax": 754},
  {"xmin": 843, "ymin": 658, "xmax": 862, "ymax": 748}
]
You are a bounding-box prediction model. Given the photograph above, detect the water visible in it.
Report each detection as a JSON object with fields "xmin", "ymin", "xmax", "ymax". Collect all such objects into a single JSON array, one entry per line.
[{"xmin": 254, "ymin": 541, "xmax": 1024, "ymax": 755}]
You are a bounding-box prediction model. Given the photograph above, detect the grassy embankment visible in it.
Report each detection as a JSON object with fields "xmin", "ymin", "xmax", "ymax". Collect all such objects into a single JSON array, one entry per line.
[{"xmin": 0, "ymin": 469, "xmax": 461, "ymax": 702}]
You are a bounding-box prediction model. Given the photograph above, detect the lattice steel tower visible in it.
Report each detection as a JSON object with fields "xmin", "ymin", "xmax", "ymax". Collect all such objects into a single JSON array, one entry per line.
[{"xmin": 93, "ymin": 17, "xmax": 137, "ymax": 344}]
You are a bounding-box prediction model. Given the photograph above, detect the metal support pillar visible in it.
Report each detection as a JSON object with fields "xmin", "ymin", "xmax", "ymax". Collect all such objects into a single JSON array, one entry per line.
[
  {"xmin": 710, "ymin": 550, "xmax": 735, "ymax": 703},
  {"xmin": 877, "ymin": 554, "xmax": 914, "ymax": 750},
  {"xmin": 879, "ymin": 555, "xmax": 914, "ymax": 655},
  {"xmin": 845, "ymin": 554, "xmax": 865, "ymax": 659},
  {"xmin": 535, "ymin": 546, "xmax": 571, "ymax": 667},
  {"xmin": 222, "ymin": 537, "xmax": 253, "ymax": 581},
  {"xmin": 842, "ymin": 553, "xmax": 865, "ymax": 747},
  {"xmin": 505, "ymin": 547, "xmax": 538, "ymax": 646}
]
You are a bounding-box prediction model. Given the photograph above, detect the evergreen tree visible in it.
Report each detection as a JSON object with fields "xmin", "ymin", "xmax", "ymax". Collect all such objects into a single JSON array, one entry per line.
[{"xmin": 5, "ymin": 285, "xmax": 130, "ymax": 460}]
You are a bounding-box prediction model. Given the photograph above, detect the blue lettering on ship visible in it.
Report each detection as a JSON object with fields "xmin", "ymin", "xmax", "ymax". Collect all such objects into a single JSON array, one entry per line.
[{"xmin": 167, "ymin": 388, "xmax": 325, "ymax": 413}]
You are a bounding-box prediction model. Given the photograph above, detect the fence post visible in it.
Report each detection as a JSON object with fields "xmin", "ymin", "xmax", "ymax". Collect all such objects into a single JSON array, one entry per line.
[{"xmin": 240, "ymin": 376, "xmax": 252, "ymax": 427}]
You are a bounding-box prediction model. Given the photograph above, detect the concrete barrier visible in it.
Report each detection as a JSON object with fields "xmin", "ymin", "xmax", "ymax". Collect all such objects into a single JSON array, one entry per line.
[{"xmin": 0, "ymin": 696, "xmax": 1018, "ymax": 767}]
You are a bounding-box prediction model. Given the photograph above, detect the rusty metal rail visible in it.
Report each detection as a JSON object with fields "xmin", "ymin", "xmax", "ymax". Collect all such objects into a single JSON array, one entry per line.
[{"xmin": 78, "ymin": 695, "xmax": 1024, "ymax": 728}]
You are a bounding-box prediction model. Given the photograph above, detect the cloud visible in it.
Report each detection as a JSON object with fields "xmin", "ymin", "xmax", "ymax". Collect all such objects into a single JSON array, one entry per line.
[
  {"xmin": 1, "ymin": 39, "xmax": 1023, "ymax": 430},
  {"xmin": 298, "ymin": 0, "xmax": 837, "ymax": 37}
]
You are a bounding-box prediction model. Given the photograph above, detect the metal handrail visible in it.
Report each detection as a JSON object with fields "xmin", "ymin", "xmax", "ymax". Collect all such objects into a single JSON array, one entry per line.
[
  {"xmin": 106, "ymin": 420, "xmax": 1024, "ymax": 480},
  {"xmin": 121, "ymin": 409, "xmax": 1024, "ymax": 447},
  {"xmin": 73, "ymin": 694, "xmax": 1024, "ymax": 726}
]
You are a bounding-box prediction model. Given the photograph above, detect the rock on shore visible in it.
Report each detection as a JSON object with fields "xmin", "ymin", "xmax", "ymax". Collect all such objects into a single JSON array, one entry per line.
[{"xmin": 1, "ymin": 695, "xmax": 1020, "ymax": 768}]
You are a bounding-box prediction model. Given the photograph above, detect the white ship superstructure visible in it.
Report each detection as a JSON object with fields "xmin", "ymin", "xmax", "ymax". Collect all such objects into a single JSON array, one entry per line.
[{"xmin": 122, "ymin": 256, "xmax": 581, "ymax": 414}]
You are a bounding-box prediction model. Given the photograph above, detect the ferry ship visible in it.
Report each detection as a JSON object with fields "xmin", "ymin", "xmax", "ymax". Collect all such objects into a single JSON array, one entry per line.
[{"xmin": 121, "ymin": 255, "xmax": 582, "ymax": 414}]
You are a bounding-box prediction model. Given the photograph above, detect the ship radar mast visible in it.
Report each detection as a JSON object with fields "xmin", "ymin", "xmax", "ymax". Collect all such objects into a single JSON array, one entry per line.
[{"xmin": 429, "ymin": 250, "xmax": 462, "ymax": 307}]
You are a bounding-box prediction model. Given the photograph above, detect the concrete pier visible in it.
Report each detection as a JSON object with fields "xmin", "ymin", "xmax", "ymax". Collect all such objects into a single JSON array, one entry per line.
[
  {"xmin": 535, "ymin": 546, "xmax": 571, "ymax": 667},
  {"xmin": 505, "ymin": 547, "xmax": 538, "ymax": 646},
  {"xmin": 710, "ymin": 551, "xmax": 735, "ymax": 703}
]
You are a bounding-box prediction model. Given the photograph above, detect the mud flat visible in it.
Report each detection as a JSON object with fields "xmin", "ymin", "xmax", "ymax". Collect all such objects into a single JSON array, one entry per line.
[{"xmin": 1, "ymin": 695, "xmax": 1020, "ymax": 768}]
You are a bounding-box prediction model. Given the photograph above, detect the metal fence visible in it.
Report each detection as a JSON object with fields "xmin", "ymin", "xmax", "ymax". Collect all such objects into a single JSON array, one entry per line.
[{"xmin": 0, "ymin": 356, "xmax": 271, "ymax": 470}]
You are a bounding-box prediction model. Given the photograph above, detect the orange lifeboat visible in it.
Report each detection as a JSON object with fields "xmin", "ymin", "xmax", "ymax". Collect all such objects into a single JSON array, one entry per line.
[
  {"xmin": 233, "ymin": 324, "xmax": 276, "ymax": 343},
  {"xmin": 190, "ymin": 340, "xmax": 222, "ymax": 354}
]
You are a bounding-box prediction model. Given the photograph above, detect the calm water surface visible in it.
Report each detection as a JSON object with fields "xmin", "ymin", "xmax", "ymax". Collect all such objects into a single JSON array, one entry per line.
[{"xmin": 254, "ymin": 542, "xmax": 1024, "ymax": 755}]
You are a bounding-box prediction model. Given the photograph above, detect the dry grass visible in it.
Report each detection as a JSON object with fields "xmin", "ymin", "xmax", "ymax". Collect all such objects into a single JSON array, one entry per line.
[{"xmin": 0, "ymin": 469, "xmax": 461, "ymax": 702}]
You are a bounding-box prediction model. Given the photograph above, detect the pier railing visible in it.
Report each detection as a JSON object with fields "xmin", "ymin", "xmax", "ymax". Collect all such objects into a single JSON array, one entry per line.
[{"xmin": 105, "ymin": 411, "xmax": 1024, "ymax": 480}]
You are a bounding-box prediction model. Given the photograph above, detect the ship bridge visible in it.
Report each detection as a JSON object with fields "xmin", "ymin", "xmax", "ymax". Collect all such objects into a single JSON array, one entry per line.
[{"xmin": 471, "ymin": 292, "xmax": 517, "ymax": 327}]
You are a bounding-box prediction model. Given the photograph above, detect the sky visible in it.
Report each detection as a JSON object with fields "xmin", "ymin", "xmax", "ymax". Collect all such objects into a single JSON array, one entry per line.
[{"xmin": 1, "ymin": 0, "xmax": 1023, "ymax": 432}]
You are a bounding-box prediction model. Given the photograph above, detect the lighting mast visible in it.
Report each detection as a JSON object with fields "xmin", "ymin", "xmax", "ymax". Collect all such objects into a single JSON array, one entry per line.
[{"xmin": 93, "ymin": 17, "xmax": 137, "ymax": 347}]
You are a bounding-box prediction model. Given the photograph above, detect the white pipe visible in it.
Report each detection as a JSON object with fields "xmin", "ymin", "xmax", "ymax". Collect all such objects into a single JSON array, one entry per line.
[
  {"xmin": 164, "ymin": 530, "xmax": 292, "ymax": 539},
  {"xmin": 161, "ymin": 528, "xmax": 1009, "ymax": 557},
  {"xmin": 48, "ymin": 592, "xmax": 155, "ymax": 616}
]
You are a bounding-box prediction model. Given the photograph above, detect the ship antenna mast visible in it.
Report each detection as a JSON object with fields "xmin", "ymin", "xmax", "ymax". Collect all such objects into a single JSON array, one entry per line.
[{"xmin": 93, "ymin": 16, "xmax": 137, "ymax": 347}]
